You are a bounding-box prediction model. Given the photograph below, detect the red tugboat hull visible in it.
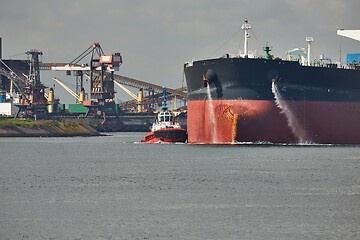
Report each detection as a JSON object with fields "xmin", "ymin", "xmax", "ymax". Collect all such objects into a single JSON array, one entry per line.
[
  {"xmin": 142, "ymin": 128, "xmax": 188, "ymax": 143},
  {"xmin": 187, "ymin": 99, "xmax": 360, "ymax": 144}
]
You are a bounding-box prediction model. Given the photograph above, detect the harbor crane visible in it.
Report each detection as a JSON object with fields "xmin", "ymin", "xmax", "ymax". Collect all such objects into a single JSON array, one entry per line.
[
  {"xmin": 39, "ymin": 43, "xmax": 187, "ymax": 113},
  {"xmin": 0, "ymin": 50, "xmax": 49, "ymax": 119},
  {"xmin": 49, "ymin": 42, "xmax": 122, "ymax": 118}
]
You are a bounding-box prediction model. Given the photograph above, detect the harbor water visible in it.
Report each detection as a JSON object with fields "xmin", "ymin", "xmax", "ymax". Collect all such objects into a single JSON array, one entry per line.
[{"xmin": 0, "ymin": 133, "xmax": 359, "ymax": 239}]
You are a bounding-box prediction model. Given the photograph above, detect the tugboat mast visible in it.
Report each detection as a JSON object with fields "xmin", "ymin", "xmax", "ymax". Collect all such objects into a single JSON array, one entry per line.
[
  {"xmin": 241, "ymin": 19, "xmax": 252, "ymax": 57},
  {"xmin": 162, "ymin": 87, "xmax": 168, "ymax": 111}
]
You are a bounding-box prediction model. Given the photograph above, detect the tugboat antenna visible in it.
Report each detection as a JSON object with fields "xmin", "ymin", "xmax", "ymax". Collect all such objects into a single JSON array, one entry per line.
[{"xmin": 162, "ymin": 87, "xmax": 168, "ymax": 111}]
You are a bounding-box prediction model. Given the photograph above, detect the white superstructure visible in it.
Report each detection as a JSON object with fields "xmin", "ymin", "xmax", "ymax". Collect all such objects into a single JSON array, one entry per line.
[{"xmin": 337, "ymin": 29, "xmax": 360, "ymax": 42}]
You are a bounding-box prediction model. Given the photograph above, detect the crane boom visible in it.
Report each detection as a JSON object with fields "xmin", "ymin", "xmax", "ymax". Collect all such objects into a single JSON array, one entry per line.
[
  {"xmin": 49, "ymin": 43, "xmax": 122, "ymax": 72},
  {"xmin": 114, "ymin": 80, "xmax": 138, "ymax": 100},
  {"xmin": 0, "ymin": 59, "xmax": 27, "ymax": 92},
  {"xmin": 69, "ymin": 43, "xmax": 103, "ymax": 65},
  {"xmin": 113, "ymin": 73, "xmax": 187, "ymax": 98},
  {"xmin": 49, "ymin": 63, "xmax": 119, "ymax": 72},
  {"xmin": 50, "ymin": 64, "xmax": 90, "ymax": 71},
  {"xmin": 52, "ymin": 77, "xmax": 80, "ymax": 101}
]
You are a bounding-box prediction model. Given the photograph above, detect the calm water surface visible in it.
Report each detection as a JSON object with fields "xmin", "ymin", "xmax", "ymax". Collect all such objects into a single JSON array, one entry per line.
[{"xmin": 0, "ymin": 132, "xmax": 359, "ymax": 239}]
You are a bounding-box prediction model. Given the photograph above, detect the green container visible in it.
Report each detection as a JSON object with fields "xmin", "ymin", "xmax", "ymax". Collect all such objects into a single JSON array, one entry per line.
[
  {"xmin": 55, "ymin": 103, "xmax": 65, "ymax": 111},
  {"xmin": 68, "ymin": 104, "xmax": 88, "ymax": 113}
]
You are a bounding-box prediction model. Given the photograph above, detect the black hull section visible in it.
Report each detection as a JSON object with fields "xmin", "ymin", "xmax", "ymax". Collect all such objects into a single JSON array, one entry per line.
[
  {"xmin": 153, "ymin": 129, "xmax": 188, "ymax": 141},
  {"xmin": 184, "ymin": 57, "xmax": 360, "ymax": 102}
]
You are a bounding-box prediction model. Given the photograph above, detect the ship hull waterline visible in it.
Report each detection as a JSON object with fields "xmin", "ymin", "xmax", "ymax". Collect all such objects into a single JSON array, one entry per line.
[
  {"xmin": 142, "ymin": 128, "xmax": 188, "ymax": 144},
  {"xmin": 187, "ymin": 99, "xmax": 360, "ymax": 145}
]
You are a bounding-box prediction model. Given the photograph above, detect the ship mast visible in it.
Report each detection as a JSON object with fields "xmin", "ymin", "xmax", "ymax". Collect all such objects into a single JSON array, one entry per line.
[
  {"xmin": 241, "ymin": 19, "xmax": 252, "ymax": 57},
  {"xmin": 306, "ymin": 37, "xmax": 313, "ymax": 66}
]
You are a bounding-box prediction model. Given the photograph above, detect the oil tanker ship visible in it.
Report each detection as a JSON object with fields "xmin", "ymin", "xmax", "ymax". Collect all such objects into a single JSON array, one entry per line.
[{"xmin": 184, "ymin": 20, "xmax": 360, "ymax": 144}]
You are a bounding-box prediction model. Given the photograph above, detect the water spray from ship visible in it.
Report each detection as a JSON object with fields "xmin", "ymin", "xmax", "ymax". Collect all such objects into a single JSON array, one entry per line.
[
  {"xmin": 271, "ymin": 80, "xmax": 308, "ymax": 143},
  {"xmin": 204, "ymin": 75, "xmax": 218, "ymax": 143}
]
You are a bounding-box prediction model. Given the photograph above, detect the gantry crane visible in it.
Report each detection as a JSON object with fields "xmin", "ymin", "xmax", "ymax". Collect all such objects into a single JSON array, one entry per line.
[
  {"xmin": 0, "ymin": 50, "xmax": 49, "ymax": 119},
  {"xmin": 49, "ymin": 42, "xmax": 122, "ymax": 118}
]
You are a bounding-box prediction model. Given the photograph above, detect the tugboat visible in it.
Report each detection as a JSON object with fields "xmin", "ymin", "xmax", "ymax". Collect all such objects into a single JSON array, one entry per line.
[{"xmin": 141, "ymin": 88, "xmax": 187, "ymax": 143}]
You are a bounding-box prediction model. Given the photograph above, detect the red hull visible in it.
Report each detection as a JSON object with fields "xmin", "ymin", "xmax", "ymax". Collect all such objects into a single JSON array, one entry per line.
[
  {"xmin": 142, "ymin": 128, "xmax": 187, "ymax": 144},
  {"xmin": 187, "ymin": 100, "xmax": 360, "ymax": 144}
]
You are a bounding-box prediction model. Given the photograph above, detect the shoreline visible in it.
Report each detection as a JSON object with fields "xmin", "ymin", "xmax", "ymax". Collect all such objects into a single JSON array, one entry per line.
[{"xmin": 0, "ymin": 118, "xmax": 101, "ymax": 137}]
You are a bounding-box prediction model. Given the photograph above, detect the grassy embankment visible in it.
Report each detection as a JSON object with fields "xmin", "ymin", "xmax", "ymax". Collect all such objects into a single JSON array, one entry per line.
[{"xmin": 0, "ymin": 118, "xmax": 101, "ymax": 137}]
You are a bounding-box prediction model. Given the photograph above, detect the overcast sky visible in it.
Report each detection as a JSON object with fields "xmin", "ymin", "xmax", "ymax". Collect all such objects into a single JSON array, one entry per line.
[{"xmin": 1, "ymin": 0, "xmax": 359, "ymax": 104}]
